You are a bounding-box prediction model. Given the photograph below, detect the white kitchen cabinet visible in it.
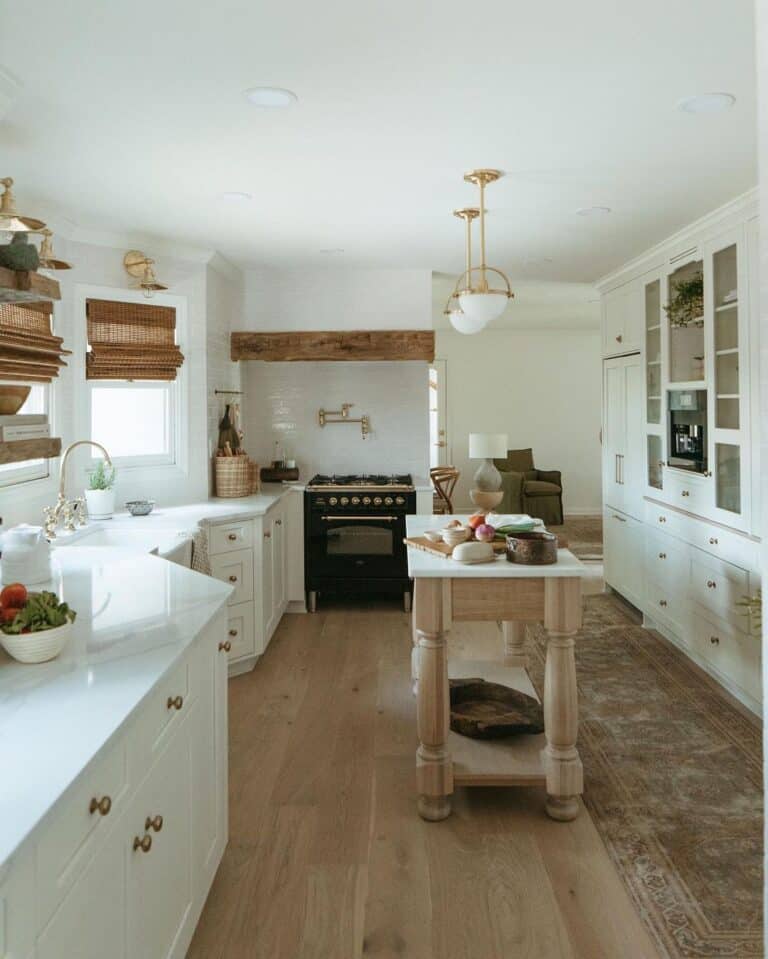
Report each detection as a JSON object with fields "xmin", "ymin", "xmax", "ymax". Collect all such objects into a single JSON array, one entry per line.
[
  {"xmin": 12, "ymin": 612, "xmax": 229, "ymax": 959},
  {"xmin": 261, "ymin": 501, "xmax": 288, "ymax": 649},
  {"xmin": 602, "ymin": 278, "xmax": 642, "ymax": 356},
  {"xmin": 603, "ymin": 507, "xmax": 644, "ymax": 610},
  {"xmin": 603, "ymin": 354, "xmax": 643, "ymax": 520}
]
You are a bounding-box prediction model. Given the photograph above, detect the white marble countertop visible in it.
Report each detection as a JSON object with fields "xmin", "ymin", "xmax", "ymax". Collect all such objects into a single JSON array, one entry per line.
[
  {"xmin": 406, "ymin": 515, "xmax": 586, "ymax": 578},
  {"xmin": 0, "ymin": 548, "xmax": 231, "ymax": 871}
]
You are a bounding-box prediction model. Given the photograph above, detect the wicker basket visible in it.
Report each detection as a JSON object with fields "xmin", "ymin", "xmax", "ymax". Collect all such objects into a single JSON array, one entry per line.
[{"xmin": 214, "ymin": 456, "xmax": 260, "ymax": 498}]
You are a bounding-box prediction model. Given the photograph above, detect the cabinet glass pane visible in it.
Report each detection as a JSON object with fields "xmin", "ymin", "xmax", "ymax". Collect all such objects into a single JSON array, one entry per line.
[
  {"xmin": 712, "ymin": 245, "xmax": 739, "ymax": 430},
  {"xmin": 647, "ymin": 434, "xmax": 663, "ymax": 489},
  {"xmin": 645, "ymin": 279, "xmax": 661, "ymax": 423},
  {"xmin": 714, "ymin": 306, "xmax": 738, "ymax": 350},
  {"xmin": 715, "ymin": 443, "xmax": 741, "ymax": 514},
  {"xmin": 713, "ymin": 244, "xmax": 738, "ymax": 309},
  {"xmin": 667, "ymin": 260, "xmax": 704, "ymax": 383}
]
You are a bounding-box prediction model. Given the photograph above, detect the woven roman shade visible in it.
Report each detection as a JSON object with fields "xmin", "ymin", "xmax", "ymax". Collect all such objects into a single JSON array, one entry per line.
[
  {"xmin": 0, "ymin": 301, "xmax": 71, "ymax": 382},
  {"xmin": 86, "ymin": 298, "xmax": 184, "ymax": 381}
]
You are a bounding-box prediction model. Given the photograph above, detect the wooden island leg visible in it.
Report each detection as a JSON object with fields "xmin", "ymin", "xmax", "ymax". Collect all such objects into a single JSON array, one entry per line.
[
  {"xmin": 542, "ymin": 577, "xmax": 583, "ymax": 822},
  {"xmin": 501, "ymin": 621, "xmax": 528, "ymax": 667},
  {"xmin": 415, "ymin": 578, "xmax": 453, "ymax": 821}
]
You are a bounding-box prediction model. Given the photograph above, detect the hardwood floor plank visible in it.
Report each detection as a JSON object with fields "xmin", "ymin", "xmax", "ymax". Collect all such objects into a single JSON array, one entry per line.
[{"xmin": 298, "ymin": 865, "xmax": 368, "ymax": 959}]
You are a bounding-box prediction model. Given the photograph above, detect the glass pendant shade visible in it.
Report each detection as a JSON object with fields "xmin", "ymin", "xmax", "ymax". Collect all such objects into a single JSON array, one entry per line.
[
  {"xmin": 447, "ymin": 308, "xmax": 487, "ymax": 335},
  {"xmin": 457, "ymin": 289, "xmax": 509, "ymax": 325}
]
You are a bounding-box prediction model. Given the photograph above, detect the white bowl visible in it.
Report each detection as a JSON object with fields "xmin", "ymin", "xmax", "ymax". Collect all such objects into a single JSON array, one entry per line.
[
  {"xmin": 442, "ymin": 527, "xmax": 471, "ymax": 547},
  {"xmin": 423, "ymin": 530, "xmax": 443, "ymax": 543},
  {"xmin": 0, "ymin": 620, "xmax": 73, "ymax": 664}
]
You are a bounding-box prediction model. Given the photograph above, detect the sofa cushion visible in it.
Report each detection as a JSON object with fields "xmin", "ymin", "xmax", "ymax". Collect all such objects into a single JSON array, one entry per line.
[{"xmin": 523, "ymin": 479, "xmax": 561, "ymax": 496}]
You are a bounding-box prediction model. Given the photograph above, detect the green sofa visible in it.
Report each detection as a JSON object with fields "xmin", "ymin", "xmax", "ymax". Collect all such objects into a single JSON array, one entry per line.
[{"xmin": 493, "ymin": 448, "xmax": 564, "ymax": 526}]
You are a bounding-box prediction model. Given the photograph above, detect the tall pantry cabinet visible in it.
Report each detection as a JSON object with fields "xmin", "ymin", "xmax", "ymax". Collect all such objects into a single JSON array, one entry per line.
[{"xmin": 598, "ymin": 193, "xmax": 762, "ymax": 713}]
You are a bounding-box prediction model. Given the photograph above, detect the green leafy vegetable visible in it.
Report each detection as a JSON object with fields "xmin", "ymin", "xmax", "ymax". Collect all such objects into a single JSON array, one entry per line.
[{"xmin": 1, "ymin": 591, "xmax": 77, "ymax": 635}]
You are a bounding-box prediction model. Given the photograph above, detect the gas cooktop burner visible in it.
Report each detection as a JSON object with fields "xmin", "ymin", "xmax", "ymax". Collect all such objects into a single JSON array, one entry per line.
[{"xmin": 308, "ymin": 473, "xmax": 413, "ymax": 489}]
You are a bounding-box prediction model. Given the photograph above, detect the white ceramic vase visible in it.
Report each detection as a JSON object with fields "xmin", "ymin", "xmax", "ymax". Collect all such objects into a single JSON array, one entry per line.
[{"xmin": 85, "ymin": 488, "xmax": 115, "ymax": 520}]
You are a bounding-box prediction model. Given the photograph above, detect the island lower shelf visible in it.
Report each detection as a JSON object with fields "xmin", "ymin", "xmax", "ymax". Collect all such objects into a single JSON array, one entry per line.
[{"xmin": 447, "ymin": 659, "xmax": 546, "ymax": 787}]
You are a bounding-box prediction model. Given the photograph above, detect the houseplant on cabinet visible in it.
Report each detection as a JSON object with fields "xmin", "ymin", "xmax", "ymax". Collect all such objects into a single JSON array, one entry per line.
[{"xmin": 85, "ymin": 460, "xmax": 117, "ymax": 519}]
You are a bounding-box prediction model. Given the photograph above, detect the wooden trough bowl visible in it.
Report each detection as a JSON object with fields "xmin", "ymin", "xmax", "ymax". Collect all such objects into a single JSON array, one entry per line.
[{"xmin": 449, "ymin": 677, "xmax": 544, "ymax": 740}]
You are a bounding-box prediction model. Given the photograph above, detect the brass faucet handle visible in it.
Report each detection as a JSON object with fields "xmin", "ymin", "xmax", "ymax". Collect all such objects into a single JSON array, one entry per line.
[
  {"xmin": 43, "ymin": 506, "xmax": 58, "ymax": 539},
  {"xmin": 75, "ymin": 496, "xmax": 88, "ymax": 526},
  {"xmin": 62, "ymin": 500, "xmax": 77, "ymax": 532}
]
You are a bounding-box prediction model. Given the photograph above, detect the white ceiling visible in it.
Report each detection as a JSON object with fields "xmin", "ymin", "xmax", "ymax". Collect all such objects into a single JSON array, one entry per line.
[{"xmin": 0, "ymin": 0, "xmax": 756, "ymax": 281}]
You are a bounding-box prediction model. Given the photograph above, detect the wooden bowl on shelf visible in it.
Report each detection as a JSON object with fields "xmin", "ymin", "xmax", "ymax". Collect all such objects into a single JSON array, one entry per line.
[{"xmin": 0, "ymin": 385, "xmax": 31, "ymax": 415}]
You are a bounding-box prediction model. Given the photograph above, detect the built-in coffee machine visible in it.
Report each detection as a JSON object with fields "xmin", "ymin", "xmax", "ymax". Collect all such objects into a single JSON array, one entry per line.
[{"xmin": 668, "ymin": 389, "xmax": 708, "ymax": 473}]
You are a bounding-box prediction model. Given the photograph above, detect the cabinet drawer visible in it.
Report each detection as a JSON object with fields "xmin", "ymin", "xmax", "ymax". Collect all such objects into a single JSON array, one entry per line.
[
  {"xmin": 664, "ymin": 472, "xmax": 708, "ymax": 515},
  {"xmin": 211, "ymin": 549, "xmax": 254, "ymax": 606},
  {"xmin": 689, "ymin": 551, "xmax": 749, "ymax": 629},
  {"xmin": 644, "ymin": 531, "xmax": 687, "ymax": 590},
  {"xmin": 37, "ymin": 737, "xmax": 129, "ymax": 927},
  {"xmin": 208, "ymin": 521, "xmax": 253, "ymax": 556},
  {"xmin": 226, "ymin": 602, "xmax": 256, "ymax": 661},
  {"xmin": 645, "ymin": 502, "xmax": 685, "ymax": 540},
  {"xmin": 689, "ymin": 611, "xmax": 761, "ymax": 703},
  {"xmin": 130, "ymin": 659, "xmax": 189, "ymax": 775},
  {"xmin": 690, "ymin": 522, "xmax": 759, "ymax": 572},
  {"xmin": 645, "ymin": 581, "xmax": 686, "ymax": 635}
]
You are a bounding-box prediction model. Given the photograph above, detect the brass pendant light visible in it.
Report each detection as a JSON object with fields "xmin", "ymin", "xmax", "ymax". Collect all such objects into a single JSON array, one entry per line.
[
  {"xmin": 445, "ymin": 169, "xmax": 513, "ymax": 333},
  {"xmin": 123, "ymin": 250, "xmax": 168, "ymax": 298},
  {"xmin": 0, "ymin": 177, "xmax": 46, "ymax": 232},
  {"xmin": 38, "ymin": 229, "xmax": 72, "ymax": 270}
]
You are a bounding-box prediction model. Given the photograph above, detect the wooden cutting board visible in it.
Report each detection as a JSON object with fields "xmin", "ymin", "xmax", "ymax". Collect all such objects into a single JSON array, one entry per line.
[{"xmin": 404, "ymin": 533, "xmax": 569, "ymax": 558}]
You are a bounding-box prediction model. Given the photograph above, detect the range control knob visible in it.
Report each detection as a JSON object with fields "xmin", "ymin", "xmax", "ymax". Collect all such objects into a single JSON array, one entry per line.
[
  {"xmin": 362, "ymin": 496, "xmax": 371, "ymax": 505},
  {"xmin": 340, "ymin": 497, "xmax": 349, "ymax": 506},
  {"xmin": 351, "ymin": 496, "xmax": 361, "ymax": 505},
  {"xmin": 384, "ymin": 496, "xmax": 393, "ymax": 505},
  {"xmin": 373, "ymin": 496, "xmax": 383, "ymax": 506},
  {"xmin": 395, "ymin": 496, "xmax": 405, "ymax": 505},
  {"xmin": 328, "ymin": 497, "xmax": 338, "ymax": 506}
]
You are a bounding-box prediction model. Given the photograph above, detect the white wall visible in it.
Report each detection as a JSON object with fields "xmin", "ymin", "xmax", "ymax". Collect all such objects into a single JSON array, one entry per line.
[
  {"xmin": 436, "ymin": 328, "xmax": 603, "ymax": 514},
  {"xmin": 236, "ymin": 268, "xmax": 432, "ymax": 481}
]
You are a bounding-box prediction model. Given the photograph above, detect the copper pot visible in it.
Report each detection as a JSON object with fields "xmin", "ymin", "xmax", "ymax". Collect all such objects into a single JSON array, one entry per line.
[{"xmin": 505, "ymin": 530, "xmax": 558, "ymax": 565}]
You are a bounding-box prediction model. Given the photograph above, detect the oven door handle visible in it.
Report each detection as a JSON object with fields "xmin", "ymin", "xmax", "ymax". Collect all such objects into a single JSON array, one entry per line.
[{"xmin": 320, "ymin": 515, "xmax": 399, "ymax": 522}]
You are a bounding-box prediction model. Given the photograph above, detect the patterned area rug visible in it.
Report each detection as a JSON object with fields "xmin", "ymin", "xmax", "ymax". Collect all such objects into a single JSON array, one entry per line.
[
  {"xmin": 529, "ymin": 594, "xmax": 763, "ymax": 959},
  {"xmin": 552, "ymin": 515, "xmax": 603, "ymax": 561}
]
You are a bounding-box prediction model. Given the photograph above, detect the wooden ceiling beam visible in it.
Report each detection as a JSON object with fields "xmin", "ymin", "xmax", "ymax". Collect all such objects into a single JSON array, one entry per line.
[{"xmin": 231, "ymin": 329, "xmax": 435, "ymax": 362}]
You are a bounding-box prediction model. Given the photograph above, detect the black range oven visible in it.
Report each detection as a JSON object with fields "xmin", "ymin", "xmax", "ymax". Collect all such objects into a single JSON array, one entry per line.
[{"xmin": 304, "ymin": 474, "xmax": 416, "ymax": 612}]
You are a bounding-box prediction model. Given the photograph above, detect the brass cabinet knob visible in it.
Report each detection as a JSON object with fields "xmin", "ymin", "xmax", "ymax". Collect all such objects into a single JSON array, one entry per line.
[
  {"xmin": 704, "ymin": 470, "xmax": 713, "ymax": 478},
  {"xmin": 228, "ymin": 574, "xmax": 238, "ymax": 583},
  {"xmin": 710, "ymin": 636, "xmax": 720, "ymax": 645},
  {"xmin": 167, "ymin": 695, "xmax": 184, "ymax": 710},
  {"xmin": 89, "ymin": 795, "xmax": 112, "ymax": 816},
  {"xmin": 658, "ymin": 515, "xmax": 666, "ymax": 523},
  {"xmin": 681, "ymin": 490, "xmax": 690, "ymax": 497},
  {"xmin": 219, "ymin": 640, "xmax": 232, "ymax": 652},
  {"xmin": 616, "ymin": 334, "xmax": 623, "ymax": 342},
  {"xmin": 227, "ymin": 533, "xmax": 237, "ymax": 541},
  {"xmin": 709, "ymin": 537, "xmax": 718, "ymax": 545},
  {"xmin": 276, "ymin": 519, "xmax": 282, "ymax": 526},
  {"xmin": 228, "ymin": 628, "xmax": 238, "ymax": 637},
  {"xmin": 145, "ymin": 814, "xmax": 163, "ymax": 833},
  {"xmin": 659, "ymin": 599, "xmax": 667, "ymax": 607},
  {"xmin": 133, "ymin": 834, "xmax": 152, "ymax": 853},
  {"xmin": 707, "ymin": 580, "xmax": 717, "ymax": 589},
  {"xmin": 658, "ymin": 552, "xmax": 666, "ymax": 559},
  {"xmin": 264, "ymin": 531, "xmax": 271, "ymax": 539}
]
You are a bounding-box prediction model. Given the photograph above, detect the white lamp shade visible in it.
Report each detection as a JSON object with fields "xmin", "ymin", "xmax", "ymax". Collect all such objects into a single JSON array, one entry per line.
[
  {"xmin": 447, "ymin": 308, "xmax": 487, "ymax": 335},
  {"xmin": 458, "ymin": 290, "xmax": 509, "ymax": 325},
  {"xmin": 468, "ymin": 432, "xmax": 508, "ymax": 459}
]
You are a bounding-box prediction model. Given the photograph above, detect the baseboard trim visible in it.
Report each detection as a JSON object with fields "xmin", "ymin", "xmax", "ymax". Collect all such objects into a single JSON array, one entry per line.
[{"xmin": 228, "ymin": 655, "xmax": 258, "ymax": 678}]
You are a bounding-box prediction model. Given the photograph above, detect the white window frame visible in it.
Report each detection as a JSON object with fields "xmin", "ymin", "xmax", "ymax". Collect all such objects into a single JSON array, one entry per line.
[
  {"xmin": 87, "ymin": 379, "xmax": 178, "ymax": 469},
  {"xmin": 73, "ymin": 284, "xmax": 189, "ymax": 482}
]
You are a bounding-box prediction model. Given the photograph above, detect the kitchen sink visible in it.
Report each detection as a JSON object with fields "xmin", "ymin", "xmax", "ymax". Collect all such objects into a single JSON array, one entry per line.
[{"xmin": 53, "ymin": 527, "xmax": 192, "ymax": 565}]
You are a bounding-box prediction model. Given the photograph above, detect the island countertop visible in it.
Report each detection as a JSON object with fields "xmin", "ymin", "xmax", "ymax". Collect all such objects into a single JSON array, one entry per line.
[
  {"xmin": 0, "ymin": 548, "xmax": 232, "ymax": 871},
  {"xmin": 405, "ymin": 514, "xmax": 586, "ymax": 578}
]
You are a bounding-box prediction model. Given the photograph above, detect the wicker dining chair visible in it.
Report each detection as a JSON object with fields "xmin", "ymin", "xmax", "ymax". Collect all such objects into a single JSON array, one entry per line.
[{"xmin": 430, "ymin": 466, "xmax": 460, "ymax": 514}]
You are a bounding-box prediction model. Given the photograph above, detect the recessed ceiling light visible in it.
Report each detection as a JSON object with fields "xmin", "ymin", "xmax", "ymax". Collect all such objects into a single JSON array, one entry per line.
[
  {"xmin": 221, "ymin": 191, "xmax": 253, "ymax": 202},
  {"xmin": 244, "ymin": 86, "xmax": 298, "ymax": 108},
  {"xmin": 676, "ymin": 92, "xmax": 736, "ymax": 114},
  {"xmin": 319, "ymin": 248, "xmax": 345, "ymax": 254},
  {"xmin": 575, "ymin": 206, "xmax": 612, "ymax": 217}
]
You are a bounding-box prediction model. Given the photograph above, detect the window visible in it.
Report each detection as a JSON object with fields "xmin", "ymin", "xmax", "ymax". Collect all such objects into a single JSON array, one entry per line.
[
  {"xmin": 88, "ymin": 380, "xmax": 176, "ymax": 467},
  {"xmin": 0, "ymin": 382, "xmax": 51, "ymax": 488}
]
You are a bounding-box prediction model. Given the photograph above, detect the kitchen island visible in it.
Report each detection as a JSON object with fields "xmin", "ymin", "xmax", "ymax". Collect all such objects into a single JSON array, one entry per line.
[{"xmin": 406, "ymin": 515, "xmax": 586, "ymax": 822}]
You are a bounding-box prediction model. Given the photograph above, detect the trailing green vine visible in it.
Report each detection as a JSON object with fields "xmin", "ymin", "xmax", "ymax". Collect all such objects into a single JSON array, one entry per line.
[{"xmin": 664, "ymin": 271, "xmax": 704, "ymax": 328}]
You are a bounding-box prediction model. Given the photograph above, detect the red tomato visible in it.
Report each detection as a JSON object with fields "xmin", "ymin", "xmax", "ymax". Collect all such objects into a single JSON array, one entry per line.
[
  {"xmin": 0, "ymin": 583, "xmax": 27, "ymax": 609},
  {"xmin": 0, "ymin": 606, "xmax": 22, "ymax": 625}
]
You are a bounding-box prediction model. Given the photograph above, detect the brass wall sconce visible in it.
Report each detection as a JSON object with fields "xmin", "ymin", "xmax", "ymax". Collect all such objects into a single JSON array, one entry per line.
[
  {"xmin": 123, "ymin": 250, "xmax": 168, "ymax": 298},
  {"xmin": 318, "ymin": 403, "xmax": 370, "ymax": 439},
  {"xmin": 0, "ymin": 177, "xmax": 45, "ymax": 232},
  {"xmin": 38, "ymin": 229, "xmax": 72, "ymax": 270}
]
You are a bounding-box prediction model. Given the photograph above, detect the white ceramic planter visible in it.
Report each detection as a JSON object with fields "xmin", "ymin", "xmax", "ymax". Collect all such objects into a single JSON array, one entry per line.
[
  {"xmin": 0, "ymin": 620, "xmax": 73, "ymax": 664},
  {"xmin": 85, "ymin": 488, "xmax": 116, "ymax": 520}
]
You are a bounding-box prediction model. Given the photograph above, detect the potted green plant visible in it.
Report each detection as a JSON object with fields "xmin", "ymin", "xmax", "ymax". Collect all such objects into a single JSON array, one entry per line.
[
  {"xmin": 85, "ymin": 460, "xmax": 117, "ymax": 519},
  {"xmin": 664, "ymin": 271, "xmax": 704, "ymax": 327}
]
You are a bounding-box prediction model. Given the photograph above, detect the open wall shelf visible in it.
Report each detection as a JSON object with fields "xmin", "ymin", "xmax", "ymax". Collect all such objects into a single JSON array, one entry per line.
[{"xmin": 0, "ymin": 437, "xmax": 61, "ymax": 465}]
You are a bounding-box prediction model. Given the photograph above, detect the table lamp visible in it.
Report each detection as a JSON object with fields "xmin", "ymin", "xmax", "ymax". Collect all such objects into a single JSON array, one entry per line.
[{"xmin": 468, "ymin": 432, "xmax": 508, "ymax": 491}]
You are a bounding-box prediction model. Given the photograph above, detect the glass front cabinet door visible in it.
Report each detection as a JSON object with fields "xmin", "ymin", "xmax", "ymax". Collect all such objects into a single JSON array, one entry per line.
[{"xmin": 644, "ymin": 272, "xmax": 664, "ymax": 493}]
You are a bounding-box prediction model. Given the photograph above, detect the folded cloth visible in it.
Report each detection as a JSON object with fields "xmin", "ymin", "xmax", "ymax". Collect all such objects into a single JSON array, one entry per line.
[
  {"xmin": 485, "ymin": 513, "xmax": 539, "ymax": 528},
  {"xmin": 190, "ymin": 525, "xmax": 212, "ymax": 575}
]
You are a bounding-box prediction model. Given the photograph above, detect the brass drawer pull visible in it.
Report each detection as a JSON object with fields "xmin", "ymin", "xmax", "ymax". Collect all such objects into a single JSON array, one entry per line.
[
  {"xmin": 227, "ymin": 533, "xmax": 238, "ymax": 541},
  {"xmin": 706, "ymin": 580, "xmax": 717, "ymax": 589},
  {"xmin": 89, "ymin": 795, "xmax": 112, "ymax": 817},
  {"xmin": 659, "ymin": 599, "xmax": 667, "ymax": 607},
  {"xmin": 219, "ymin": 640, "xmax": 232, "ymax": 652},
  {"xmin": 709, "ymin": 537, "xmax": 718, "ymax": 545},
  {"xmin": 145, "ymin": 814, "xmax": 163, "ymax": 833},
  {"xmin": 681, "ymin": 490, "xmax": 690, "ymax": 497},
  {"xmin": 229, "ymin": 574, "xmax": 238, "ymax": 583},
  {"xmin": 276, "ymin": 519, "xmax": 282, "ymax": 526},
  {"xmin": 710, "ymin": 636, "xmax": 720, "ymax": 645},
  {"xmin": 264, "ymin": 531, "xmax": 271, "ymax": 539},
  {"xmin": 167, "ymin": 695, "xmax": 184, "ymax": 711},
  {"xmin": 228, "ymin": 628, "xmax": 238, "ymax": 637},
  {"xmin": 658, "ymin": 552, "xmax": 666, "ymax": 559},
  {"xmin": 658, "ymin": 516, "xmax": 666, "ymax": 523},
  {"xmin": 133, "ymin": 834, "xmax": 152, "ymax": 853}
]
